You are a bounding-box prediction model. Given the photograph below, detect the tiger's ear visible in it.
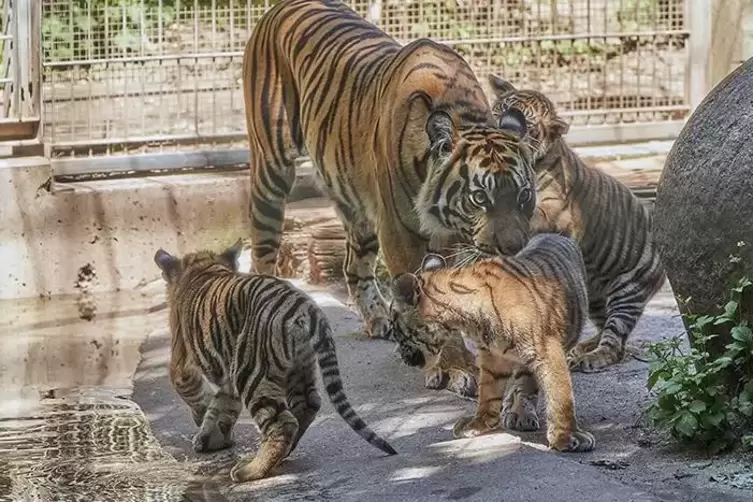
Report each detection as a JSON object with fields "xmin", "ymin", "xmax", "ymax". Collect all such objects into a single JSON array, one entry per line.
[
  {"xmin": 488, "ymin": 74, "xmax": 516, "ymax": 95},
  {"xmin": 220, "ymin": 238, "xmax": 244, "ymax": 269},
  {"xmin": 426, "ymin": 110, "xmax": 455, "ymax": 156},
  {"xmin": 550, "ymin": 115, "xmax": 570, "ymax": 138},
  {"xmin": 154, "ymin": 249, "xmax": 179, "ymax": 275},
  {"xmin": 392, "ymin": 273, "xmax": 422, "ymax": 307},
  {"xmin": 498, "ymin": 108, "xmax": 528, "ymax": 138},
  {"xmin": 421, "ymin": 253, "xmax": 447, "ymax": 272}
]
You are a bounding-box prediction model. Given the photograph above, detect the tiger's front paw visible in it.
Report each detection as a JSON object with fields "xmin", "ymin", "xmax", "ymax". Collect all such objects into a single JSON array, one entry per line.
[
  {"xmin": 548, "ymin": 428, "xmax": 596, "ymax": 453},
  {"xmin": 452, "ymin": 414, "xmax": 501, "ymax": 439},
  {"xmin": 424, "ymin": 367, "xmax": 449, "ymax": 390},
  {"xmin": 366, "ymin": 316, "xmax": 392, "ymax": 340},
  {"xmin": 503, "ymin": 408, "xmax": 540, "ymax": 432},
  {"xmin": 568, "ymin": 346, "xmax": 624, "ymax": 373},
  {"xmin": 192, "ymin": 423, "xmax": 234, "ymax": 453},
  {"xmin": 447, "ymin": 368, "xmax": 478, "ymax": 399}
]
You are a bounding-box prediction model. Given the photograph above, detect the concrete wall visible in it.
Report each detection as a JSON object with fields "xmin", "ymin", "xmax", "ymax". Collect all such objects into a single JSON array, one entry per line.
[{"xmin": 0, "ymin": 157, "xmax": 252, "ymax": 300}]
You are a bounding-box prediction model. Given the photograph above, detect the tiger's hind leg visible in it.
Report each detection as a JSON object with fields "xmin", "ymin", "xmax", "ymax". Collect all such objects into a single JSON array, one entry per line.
[
  {"xmin": 230, "ymin": 381, "xmax": 299, "ymax": 483},
  {"xmin": 192, "ymin": 384, "xmax": 242, "ymax": 453},
  {"xmin": 285, "ymin": 359, "xmax": 322, "ymax": 456},
  {"xmin": 567, "ymin": 297, "xmax": 606, "ymax": 368},
  {"xmin": 569, "ymin": 275, "xmax": 658, "ymax": 373},
  {"xmin": 341, "ymin": 219, "xmax": 390, "ymax": 339},
  {"xmin": 248, "ymin": 148, "xmax": 298, "ymax": 275}
]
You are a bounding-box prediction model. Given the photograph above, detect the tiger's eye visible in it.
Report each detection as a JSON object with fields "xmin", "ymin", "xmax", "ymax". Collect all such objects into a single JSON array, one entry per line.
[
  {"xmin": 470, "ymin": 190, "xmax": 489, "ymax": 207},
  {"xmin": 518, "ymin": 188, "xmax": 532, "ymax": 206}
]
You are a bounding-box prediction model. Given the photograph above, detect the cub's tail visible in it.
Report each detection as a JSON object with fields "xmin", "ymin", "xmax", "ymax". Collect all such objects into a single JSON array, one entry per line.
[{"xmin": 308, "ymin": 309, "xmax": 397, "ymax": 456}]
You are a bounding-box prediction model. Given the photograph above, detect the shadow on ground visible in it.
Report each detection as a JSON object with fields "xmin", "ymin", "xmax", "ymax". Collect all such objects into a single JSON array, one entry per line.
[{"xmin": 132, "ymin": 284, "xmax": 753, "ymax": 502}]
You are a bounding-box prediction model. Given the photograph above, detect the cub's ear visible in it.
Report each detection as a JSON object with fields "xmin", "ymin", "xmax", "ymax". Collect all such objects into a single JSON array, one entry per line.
[
  {"xmin": 220, "ymin": 238, "xmax": 244, "ymax": 269},
  {"xmin": 498, "ymin": 108, "xmax": 528, "ymax": 138},
  {"xmin": 488, "ymin": 74, "xmax": 517, "ymax": 94},
  {"xmin": 392, "ymin": 273, "xmax": 422, "ymax": 307},
  {"xmin": 421, "ymin": 253, "xmax": 447, "ymax": 272},
  {"xmin": 550, "ymin": 115, "xmax": 570, "ymax": 138},
  {"xmin": 154, "ymin": 249, "xmax": 179, "ymax": 274},
  {"xmin": 426, "ymin": 110, "xmax": 455, "ymax": 156}
]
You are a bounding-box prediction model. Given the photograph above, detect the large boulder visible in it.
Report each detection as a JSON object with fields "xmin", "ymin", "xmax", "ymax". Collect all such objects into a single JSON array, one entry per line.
[{"xmin": 654, "ymin": 57, "xmax": 753, "ymax": 351}]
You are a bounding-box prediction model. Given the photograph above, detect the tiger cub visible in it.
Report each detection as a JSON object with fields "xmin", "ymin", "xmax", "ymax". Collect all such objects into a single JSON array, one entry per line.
[
  {"xmin": 154, "ymin": 240, "xmax": 396, "ymax": 483},
  {"xmin": 389, "ymin": 233, "xmax": 595, "ymax": 452},
  {"xmin": 489, "ymin": 75, "xmax": 667, "ymax": 373}
]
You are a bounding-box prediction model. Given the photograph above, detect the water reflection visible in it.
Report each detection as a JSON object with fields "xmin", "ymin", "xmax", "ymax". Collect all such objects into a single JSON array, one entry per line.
[{"xmin": 0, "ymin": 390, "xmax": 226, "ymax": 502}]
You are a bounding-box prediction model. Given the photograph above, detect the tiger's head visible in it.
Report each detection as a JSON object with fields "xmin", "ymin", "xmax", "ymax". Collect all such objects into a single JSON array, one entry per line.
[
  {"xmin": 387, "ymin": 254, "xmax": 451, "ymax": 368},
  {"xmin": 488, "ymin": 74, "xmax": 570, "ymax": 163},
  {"xmin": 153, "ymin": 239, "xmax": 243, "ymax": 289},
  {"xmin": 416, "ymin": 108, "xmax": 536, "ymax": 256}
]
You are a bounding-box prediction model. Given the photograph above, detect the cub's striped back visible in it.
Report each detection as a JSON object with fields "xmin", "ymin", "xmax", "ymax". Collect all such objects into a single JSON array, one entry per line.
[{"xmin": 155, "ymin": 240, "xmax": 396, "ymax": 483}]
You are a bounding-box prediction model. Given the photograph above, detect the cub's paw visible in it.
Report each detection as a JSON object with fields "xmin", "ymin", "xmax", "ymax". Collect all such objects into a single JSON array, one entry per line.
[
  {"xmin": 190, "ymin": 407, "xmax": 207, "ymax": 428},
  {"xmin": 452, "ymin": 414, "xmax": 501, "ymax": 439},
  {"xmin": 503, "ymin": 408, "xmax": 540, "ymax": 432},
  {"xmin": 229, "ymin": 459, "xmax": 269, "ymax": 483},
  {"xmin": 447, "ymin": 368, "xmax": 478, "ymax": 399},
  {"xmin": 424, "ymin": 368, "xmax": 449, "ymax": 390},
  {"xmin": 568, "ymin": 346, "xmax": 623, "ymax": 373},
  {"xmin": 192, "ymin": 424, "xmax": 234, "ymax": 453},
  {"xmin": 548, "ymin": 429, "xmax": 596, "ymax": 453},
  {"xmin": 366, "ymin": 316, "xmax": 392, "ymax": 340}
]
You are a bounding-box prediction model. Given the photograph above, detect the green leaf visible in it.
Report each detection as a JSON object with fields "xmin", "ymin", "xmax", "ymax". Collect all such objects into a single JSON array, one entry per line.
[
  {"xmin": 662, "ymin": 381, "xmax": 683, "ymax": 395},
  {"xmin": 689, "ymin": 400, "xmax": 707, "ymax": 413},
  {"xmin": 725, "ymin": 300, "xmax": 739, "ymax": 318},
  {"xmin": 731, "ymin": 325, "xmax": 753, "ymax": 343},
  {"xmin": 647, "ymin": 370, "xmax": 663, "ymax": 390},
  {"xmin": 693, "ymin": 315, "xmax": 714, "ymax": 330},
  {"xmin": 674, "ymin": 411, "xmax": 698, "ymax": 438},
  {"xmin": 714, "ymin": 315, "xmax": 733, "ymax": 326}
]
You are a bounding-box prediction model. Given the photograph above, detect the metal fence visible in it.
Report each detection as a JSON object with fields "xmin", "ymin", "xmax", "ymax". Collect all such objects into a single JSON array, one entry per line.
[
  {"xmin": 32, "ymin": 0, "xmax": 705, "ymax": 178},
  {"xmin": 1, "ymin": 0, "xmax": 41, "ymax": 142}
]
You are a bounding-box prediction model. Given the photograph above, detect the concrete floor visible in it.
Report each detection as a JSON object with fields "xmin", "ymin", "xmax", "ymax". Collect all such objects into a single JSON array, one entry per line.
[{"xmin": 2, "ymin": 252, "xmax": 753, "ymax": 501}]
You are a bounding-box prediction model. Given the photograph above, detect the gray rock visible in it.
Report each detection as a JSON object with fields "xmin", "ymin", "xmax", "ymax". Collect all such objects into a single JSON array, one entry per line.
[{"xmin": 654, "ymin": 57, "xmax": 753, "ymax": 339}]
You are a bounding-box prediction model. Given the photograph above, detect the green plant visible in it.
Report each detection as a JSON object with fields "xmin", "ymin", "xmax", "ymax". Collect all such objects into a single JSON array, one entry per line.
[{"xmin": 647, "ymin": 264, "xmax": 753, "ymax": 454}]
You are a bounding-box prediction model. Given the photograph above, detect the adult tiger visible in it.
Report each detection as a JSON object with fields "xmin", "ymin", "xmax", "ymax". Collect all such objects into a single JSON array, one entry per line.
[
  {"xmin": 488, "ymin": 76, "xmax": 666, "ymax": 372},
  {"xmin": 242, "ymin": 0, "xmax": 535, "ymax": 397}
]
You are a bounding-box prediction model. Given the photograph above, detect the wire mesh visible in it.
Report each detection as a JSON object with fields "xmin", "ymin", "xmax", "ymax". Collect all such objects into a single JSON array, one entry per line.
[{"xmin": 40, "ymin": 0, "xmax": 689, "ymax": 160}]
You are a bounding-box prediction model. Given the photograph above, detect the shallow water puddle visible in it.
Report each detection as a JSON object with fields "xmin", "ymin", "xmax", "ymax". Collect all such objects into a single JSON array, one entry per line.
[{"xmin": 0, "ymin": 387, "xmax": 221, "ymax": 502}]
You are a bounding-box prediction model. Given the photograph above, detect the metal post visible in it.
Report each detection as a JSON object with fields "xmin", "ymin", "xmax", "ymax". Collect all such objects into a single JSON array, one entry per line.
[{"xmin": 686, "ymin": 0, "xmax": 713, "ymax": 112}]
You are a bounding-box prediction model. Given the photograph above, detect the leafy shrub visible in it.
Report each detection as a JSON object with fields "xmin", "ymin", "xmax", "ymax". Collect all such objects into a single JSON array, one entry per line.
[{"xmin": 647, "ymin": 259, "xmax": 753, "ymax": 454}]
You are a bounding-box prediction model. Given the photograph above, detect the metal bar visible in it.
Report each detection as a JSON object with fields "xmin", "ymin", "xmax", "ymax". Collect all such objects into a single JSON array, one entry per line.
[
  {"xmin": 51, "ymin": 120, "xmax": 685, "ymax": 179},
  {"xmin": 565, "ymin": 121, "xmax": 686, "ymax": 146},
  {"xmin": 40, "ymin": 29, "xmax": 691, "ymax": 68},
  {"xmin": 49, "ymin": 131, "xmax": 246, "ymax": 151},
  {"xmin": 51, "ymin": 148, "xmax": 251, "ymax": 177},
  {"xmin": 686, "ymin": 0, "xmax": 713, "ymax": 111}
]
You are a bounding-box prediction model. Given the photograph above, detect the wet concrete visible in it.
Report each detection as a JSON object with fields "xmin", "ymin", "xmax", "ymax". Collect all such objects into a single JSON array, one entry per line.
[{"xmin": 0, "ymin": 291, "xmax": 225, "ymax": 501}]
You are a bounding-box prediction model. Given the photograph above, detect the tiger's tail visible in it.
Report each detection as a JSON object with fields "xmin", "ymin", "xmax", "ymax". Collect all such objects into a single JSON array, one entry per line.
[{"xmin": 306, "ymin": 309, "xmax": 397, "ymax": 456}]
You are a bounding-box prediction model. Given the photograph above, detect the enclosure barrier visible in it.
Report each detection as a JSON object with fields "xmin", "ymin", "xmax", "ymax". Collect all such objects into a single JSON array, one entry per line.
[
  {"xmin": 10, "ymin": 1, "xmax": 711, "ymax": 179},
  {"xmin": 0, "ymin": 0, "xmax": 41, "ymax": 141}
]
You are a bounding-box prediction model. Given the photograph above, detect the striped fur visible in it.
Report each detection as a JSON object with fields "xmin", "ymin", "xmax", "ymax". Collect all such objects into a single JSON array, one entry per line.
[
  {"xmin": 489, "ymin": 76, "xmax": 667, "ymax": 373},
  {"xmin": 242, "ymin": 0, "xmax": 534, "ymax": 398},
  {"xmin": 154, "ymin": 240, "xmax": 396, "ymax": 483},
  {"xmin": 388, "ymin": 233, "xmax": 595, "ymax": 452}
]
